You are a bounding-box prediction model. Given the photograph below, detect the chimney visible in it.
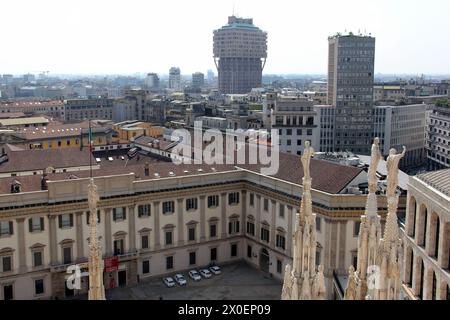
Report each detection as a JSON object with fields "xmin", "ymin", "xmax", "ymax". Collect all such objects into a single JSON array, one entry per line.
[
  {"xmin": 144, "ymin": 162, "xmax": 149, "ymax": 176},
  {"xmin": 41, "ymin": 172, "xmax": 48, "ymax": 190}
]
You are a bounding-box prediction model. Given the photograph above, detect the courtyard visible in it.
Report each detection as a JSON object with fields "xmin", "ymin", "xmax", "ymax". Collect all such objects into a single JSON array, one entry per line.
[{"xmin": 105, "ymin": 261, "xmax": 282, "ymax": 300}]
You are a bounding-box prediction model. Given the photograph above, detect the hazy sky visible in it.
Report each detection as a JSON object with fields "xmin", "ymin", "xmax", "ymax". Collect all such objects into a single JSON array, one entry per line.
[{"xmin": 1, "ymin": 0, "xmax": 450, "ymax": 76}]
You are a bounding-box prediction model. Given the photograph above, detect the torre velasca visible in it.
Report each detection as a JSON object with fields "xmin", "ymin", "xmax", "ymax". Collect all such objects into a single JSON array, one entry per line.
[{"xmin": 213, "ymin": 16, "xmax": 267, "ymax": 94}]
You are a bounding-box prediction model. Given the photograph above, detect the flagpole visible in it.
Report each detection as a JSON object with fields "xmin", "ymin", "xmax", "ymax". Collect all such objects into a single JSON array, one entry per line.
[{"xmin": 89, "ymin": 119, "xmax": 93, "ymax": 178}]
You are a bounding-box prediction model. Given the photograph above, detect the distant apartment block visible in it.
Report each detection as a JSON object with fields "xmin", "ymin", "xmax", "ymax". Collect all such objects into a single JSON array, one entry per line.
[
  {"xmin": 264, "ymin": 92, "xmax": 318, "ymax": 155},
  {"xmin": 64, "ymin": 98, "xmax": 113, "ymax": 122},
  {"xmin": 169, "ymin": 67, "xmax": 182, "ymax": 91},
  {"xmin": 427, "ymin": 99, "xmax": 450, "ymax": 170},
  {"xmin": 213, "ymin": 16, "xmax": 267, "ymax": 94},
  {"xmin": 314, "ymin": 105, "xmax": 335, "ymax": 153},
  {"xmin": 328, "ymin": 33, "xmax": 375, "ymax": 154},
  {"xmin": 374, "ymin": 104, "xmax": 427, "ymax": 169},
  {"xmin": 192, "ymin": 72, "xmax": 205, "ymax": 89},
  {"xmin": 0, "ymin": 100, "xmax": 65, "ymax": 119},
  {"xmin": 145, "ymin": 73, "xmax": 160, "ymax": 90}
]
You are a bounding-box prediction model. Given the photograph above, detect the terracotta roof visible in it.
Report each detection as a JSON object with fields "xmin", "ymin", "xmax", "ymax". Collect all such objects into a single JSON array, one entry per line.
[
  {"xmin": 239, "ymin": 152, "xmax": 364, "ymax": 194},
  {"xmin": 15, "ymin": 120, "xmax": 100, "ymax": 140},
  {"xmin": 0, "ymin": 145, "xmax": 95, "ymax": 174},
  {"xmin": 0, "ymin": 100, "xmax": 64, "ymax": 108}
]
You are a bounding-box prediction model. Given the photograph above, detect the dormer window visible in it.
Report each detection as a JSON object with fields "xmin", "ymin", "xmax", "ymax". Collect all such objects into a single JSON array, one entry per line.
[{"xmin": 10, "ymin": 180, "xmax": 22, "ymax": 194}]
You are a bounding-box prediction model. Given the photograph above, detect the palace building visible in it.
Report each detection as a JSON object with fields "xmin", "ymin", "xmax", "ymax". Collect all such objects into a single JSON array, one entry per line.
[{"xmin": 0, "ymin": 142, "xmax": 403, "ymax": 300}]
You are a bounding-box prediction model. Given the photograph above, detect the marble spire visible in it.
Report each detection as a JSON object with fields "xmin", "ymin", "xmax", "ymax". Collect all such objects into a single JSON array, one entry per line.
[
  {"xmin": 281, "ymin": 141, "xmax": 326, "ymax": 300},
  {"xmin": 87, "ymin": 178, "xmax": 106, "ymax": 300}
]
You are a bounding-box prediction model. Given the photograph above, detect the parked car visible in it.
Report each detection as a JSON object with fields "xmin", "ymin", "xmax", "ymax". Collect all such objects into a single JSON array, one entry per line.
[
  {"xmin": 163, "ymin": 277, "xmax": 176, "ymax": 288},
  {"xmin": 199, "ymin": 268, "xmax": 212, "ymax": 278},
  {"xmin": 174, "ymin": 274, "xmax": 187, "ymax": 286},
  {"xmin": 209, "ymin": 265, "xmax": 221, "ymax": 275},
  {"xmin": 189, "ymin": 270, "xmax": 202, "ymax": 281}
]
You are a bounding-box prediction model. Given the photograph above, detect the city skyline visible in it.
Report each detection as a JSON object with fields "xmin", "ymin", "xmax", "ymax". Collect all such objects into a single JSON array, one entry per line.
[{"xmin": 1, "ymin": 0, "xmax": 450, "ymax": 75}]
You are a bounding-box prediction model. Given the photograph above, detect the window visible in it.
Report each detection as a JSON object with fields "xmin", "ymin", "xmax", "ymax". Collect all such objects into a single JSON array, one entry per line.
[
  {"xmin": 58, "ymin": 213, "xmax": 74, "ymax": 229},
  {"xmin": 354, "ymin": 221, "xmax": 361, "ymax": 237},
  {"xmin": 261, "ymin": 228, "xmax": 270, "ymax": 242},
  {"xmin": 307, "ymin": 129, "xmax": 312, "ymax": 136},
  {"xmin": 277, "ymin": 260, "xmax": 282, "ymax": 273},
  {"xmin": 207, "ymin": 195, "xmax": 219, "ymax": 208},
  {"xmin": 138, "ymin": 204, "xmax": 151, "ymax": 217},
  {"xmin": 2, "ymin": 256, "xmax": 12, "ymax": 272},
  {"xmin": 316, "ymin": 217, "xmax": 321, "ymax": 232},
  {"xmin": 297, "ymin": 139, "xmax": 302, "ymax": 146},
  {"xmin": 228, "ymin": 192, "xmax": 240, "ymax": 205},
  {"xmin": 165, "ymin": 231, "xmax": 173, "ymax": 245},
  {"xmin": 297, "ymin": 129, "xmax": 302, "ymax": 135},
  {"xmin": 249, "ymin": 193, "xmax": 254, "ymax": 206},
  {"xmin": 0, "ymin": 221, "xmax": 13, "ymax": 236},
  {"xmin": 113, "ymin": 207, "xmax": 126, "ymax": 221},
  {"xmin": 86, "ymin": 211, "xmax": 100, "ymax": 224},
  {"xmin": 186, "ymin": 198, "xmax": 198, "ymax": 211},
  {"xmin": 29, "ymin": 217, "xmax": 44, "ymax": 232},
  {"xmin": 286, "ymin": 129, "xmax": 292, "ymax": 135},
  {"xmin": 210, "ymin": 248, "xmax": 217, "ymax": 261},
  {"xmin": 162, "ymin": 201, "xmax": 175, "ymax": 214},
  {"xmin": 228, "ymin": 220, "xmax": 240, "ymax": 235},
  {"xmin": 166, "ymin": 256, "xmax": 174, "ymax": 270},
  {"xmin": 188, "ymin": 227, "xmax": 196, "ymax": 241},
  {"xmin": 189, "ymin": 252, "xmax": 196, "ymax": 265},
  {"xmin": 287, "ymin": 139, "xmax": 291, "ymax": 146},
  {"xmin": 33, "ymin": 251, "xmax": 43, "ymax": 267},
  {"xmin": 34, "ymin": 279, "xmax": 44, "ymax": 295},
  {"xmin": 209, "ymin": 224, "xmax": 217, "ymax": 238},
  {"xmin": 114, "ymin": 239, "xmax": 124, "ymax": 256},
  {"xmin": 141, "ymin": 235, "xmax": 149, "ymax": 249},
  {"xmin": 276, "ymin": 234, "xmax": 286, "ymax": 250},
  {"xmin": 247, "ymin": 245, "xmax": 252, "ymax": 258},
  {"xmin": 279, "ymin": 205, "xmax": 285, "ymax": 218},
  {"xmin": 231, "ymin": 244, "xmax": 237, "ymax": 257},
  {"xmin": 246, "ymin": 221, "xmax": 255, "ymax": 236},
  {"xmin": 142, "ymin": 260, "xmax": 150, "ymax": 274},
  {"xmin": 263, "ymin": 198, "xmax": 269, "ymax": 211},
  {"xmin": 63, "ymin": 247, "xmax": 72, "ymax": 264}
]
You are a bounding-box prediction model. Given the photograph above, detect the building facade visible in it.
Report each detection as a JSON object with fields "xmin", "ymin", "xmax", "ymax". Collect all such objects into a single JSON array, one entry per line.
[
  {"xmin": 169, "ymin": 68, "xmax": 182, "ymax": 91},
  {"xmin": 402, "ymin": 169, "xmax": 450, "ymax": 300},
  {"xmin": 213, "ymin": 16, "xmax": 267, "ymax": 94},
  {"xmin": 192, "ymin": 73, "xmax": 205, "ymax": 89},
  {"xmin": 327, "ymin": 34, "xmax": 375, "ymax": 154},
  {"xmin": 374, "ymin": 104, "xmax": 427, "ymax": 169},
  {"xmin": 314, "ymin": 105, "xmax": 335, "ymax": 153},
  {"xmin": 64, "ymin": 98, "xmax": 114, "ymax": 122},
  {"xmin": 427, "ymin": 100, "xmax": 450, "ymax": 170}
]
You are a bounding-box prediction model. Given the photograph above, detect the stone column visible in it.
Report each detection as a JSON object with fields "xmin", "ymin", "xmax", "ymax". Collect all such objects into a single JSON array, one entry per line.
[
  {"xmin": 128, "ymin": 205, "xmax": 136, "ymax": 252},
  {"xmin": 411, "ymin": 255, "xmax": 421, "ymax": 296},
  {"xmin": 437, "ymin": 221, "xmax": 447, "ymax": 269},
  {"xmin": 177, "ymin": 198, "xmax": 185, "ymax": 245},
  {"xmin": 75, "ymin": 212, "xmax": 84, "ymax": 261},
  {"xmin": 270, "ymin": 200, "xmax": 276, "ymax": 247},
  {"xmin": 48, "ymin": 215, "xmax": 58, "ymax": 265},
  {"xmin": 199, "ymin": 196, "xmax": 206, "ymax": 241},
  {"xmin": 255, "ymin": 195, "xmax": 261, "ymax": 240},
  {"xmin": 241, "ymin": 191, "xmax": 247, "ymax": 236},
  {"xmin": 220, "ymin": 193, "xmax": 227, "ymax": 238},
  {"xmin": 338, "ymin": 221, "xmax": 347, "ymax": 271},
  {"xmin": 104, "ymin": 208, "xmax": 112, "ymax": 256},
  {"xmin": 287, "ymin": 206, "xmax": 293, "ymax": 257},
  {"xmin": 16, "ymin": 218, "xmax": 26, "ymax": 272},
  {"xmin": 153, "ymin": 201, "xmax": 161, "ymax": 250}
]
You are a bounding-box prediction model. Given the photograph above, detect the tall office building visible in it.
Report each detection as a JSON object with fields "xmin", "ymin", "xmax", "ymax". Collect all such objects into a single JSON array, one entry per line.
[
  {"xmin": 327, "ymin": 33, "xmax": 375, "ymax": 154},
  {"xmin": 213, "ymin": 16, "xmax": 267, "ymax": 94},
  {"xmin": 192, "ymin": 72, "xmax": 205, "ymax": 89},
  {"xmin": 145, "ymin": 73, "xmax": 160, "ymax": 90},
  {"xmin": 168, "ymin": 67, "xmax": 181, "ymax": 91}
]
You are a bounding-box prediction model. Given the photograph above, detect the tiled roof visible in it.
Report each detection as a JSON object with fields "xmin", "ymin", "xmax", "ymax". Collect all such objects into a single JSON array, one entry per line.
[
  {"xmin": 416, "ymin": 169, "xmax": 450, "ymax": 197},
  {"xmin": 0, "ymin": 145, "xmax": 95, "ymax": 174}
]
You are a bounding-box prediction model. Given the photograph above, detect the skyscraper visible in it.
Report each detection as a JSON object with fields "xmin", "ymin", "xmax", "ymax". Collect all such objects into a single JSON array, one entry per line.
[
  {"xmin": 192, "ymin": 72, "xmax": 204, "ymax": 89},
  {"xmin": 145, "ymin": 73, "xmax": 160, "ymax": 90},
  {"xmin": 169, "ymin": 67, "xmax": 181, "ymax": 91},
  {"xmin": 213, "ymin": 16, "xmax": 267, "ymax": 94},
  {"xmin": 327, "ymin": 33, "xmax": 375, "ymax": 154}
]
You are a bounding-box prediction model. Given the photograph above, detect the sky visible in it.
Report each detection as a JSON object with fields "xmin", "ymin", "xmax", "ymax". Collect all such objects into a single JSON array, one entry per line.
[{"xmin": 1, "ymin": 0, "xmax": 450, "ymax": 76}]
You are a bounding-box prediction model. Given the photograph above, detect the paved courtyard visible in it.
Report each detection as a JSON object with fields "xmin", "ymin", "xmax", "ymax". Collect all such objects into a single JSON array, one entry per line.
[{"xmin": 105, "ymin": 261, "xmax": 282, "ymax": 300}]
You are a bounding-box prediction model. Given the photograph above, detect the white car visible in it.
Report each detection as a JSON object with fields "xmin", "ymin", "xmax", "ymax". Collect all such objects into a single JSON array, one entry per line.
[
  {"xmin": 174, "ymin": 274, "xmax": 187, "ymax": 286},
  {"xmin": 189, "ymin": 270, "xmax": 201, "ymax": 281},
  {"xmin": 163, "ymin": 277, "xmax": 176, "ymax": 288},
  {"xmin": 209, "ymin": 266, "xmax": 221, "ymax": 275},
  {"xmin": 199, "ymin": 268, "xmax": 212, "ymax": 279}
]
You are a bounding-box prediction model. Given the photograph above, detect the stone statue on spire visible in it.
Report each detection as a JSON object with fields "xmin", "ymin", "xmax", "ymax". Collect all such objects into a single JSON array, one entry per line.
[
  {"xmin": 281, "ymin": 142, "xmax": 325, "ymax": 300},
  {"xmin": 87, "ymin": 178, "xmax": 106, "ymax": 300}
]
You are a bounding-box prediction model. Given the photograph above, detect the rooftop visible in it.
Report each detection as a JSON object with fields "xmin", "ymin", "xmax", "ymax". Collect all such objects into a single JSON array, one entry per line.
[{"xmin": 416, "ymin": 169, "xmax": 450, "ymax": 197}]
